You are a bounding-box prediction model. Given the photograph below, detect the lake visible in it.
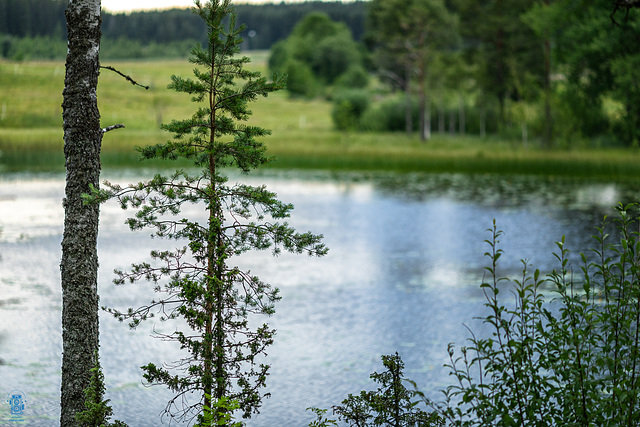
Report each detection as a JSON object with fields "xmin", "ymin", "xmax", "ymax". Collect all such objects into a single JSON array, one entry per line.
[{"xmin": 1, "ymin": 169, "xmax": 638, "ymax": 425}]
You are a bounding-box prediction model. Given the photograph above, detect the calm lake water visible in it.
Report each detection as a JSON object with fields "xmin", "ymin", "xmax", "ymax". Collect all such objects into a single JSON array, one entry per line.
[{"xmin": 1, "ymin": 169, "xmax": 639, "ymax": 425}]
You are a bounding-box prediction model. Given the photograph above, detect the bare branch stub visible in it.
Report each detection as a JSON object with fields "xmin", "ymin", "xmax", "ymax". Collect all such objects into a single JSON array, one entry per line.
[
  {"xmin": 611, "ymin": 0, "xmax": 640, "ymax": 26},
  {"xmin": 101, "ymin": 65, "xmax": 150, "ymax": 90},
  {"xmin": 102, "ymin": 123, "xmax": 125, "ymax": 133}
]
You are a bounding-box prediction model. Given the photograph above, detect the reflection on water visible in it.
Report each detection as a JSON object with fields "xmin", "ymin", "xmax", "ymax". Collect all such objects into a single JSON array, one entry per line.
[{"xmin": 1, "ymin": 170, "xmax": 639, "ymax": 425}]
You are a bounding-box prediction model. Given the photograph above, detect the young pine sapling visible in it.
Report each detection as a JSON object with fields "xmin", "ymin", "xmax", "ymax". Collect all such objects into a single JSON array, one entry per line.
[{"xmin": 89, "ymin": 0, "xmax": 327, "ymax": 424}]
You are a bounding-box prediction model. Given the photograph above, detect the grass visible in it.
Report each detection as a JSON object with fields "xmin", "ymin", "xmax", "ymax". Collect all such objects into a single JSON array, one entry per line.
[{"xmin": 3, "ymin": 56, "xmax": 640, "ymax": 180}]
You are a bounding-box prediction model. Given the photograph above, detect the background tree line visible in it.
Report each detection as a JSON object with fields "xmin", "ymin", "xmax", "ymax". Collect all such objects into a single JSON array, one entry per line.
[
  {"xmin": 265, "ymin": 0, "xmax": 640, "ymax": 149},
  {"xmin": 0, "ymin": 0, "xmax": 366, "ymax": 59},
  {"xmin": 2, "ymin": 0, "xmax": 639, "ymax": 146}
]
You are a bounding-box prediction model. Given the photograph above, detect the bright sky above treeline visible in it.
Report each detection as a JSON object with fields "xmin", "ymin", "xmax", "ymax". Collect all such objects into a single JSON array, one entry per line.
[{"xmin": 101, "ymin": 0, "xmax": 355, "ymax": 13}]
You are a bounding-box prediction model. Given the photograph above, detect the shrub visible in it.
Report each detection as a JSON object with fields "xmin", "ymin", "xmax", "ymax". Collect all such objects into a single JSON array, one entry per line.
[
  {"xmin": 331, "ymin": 89, "xmax": 370, "ymax": 131},
  {"xmin": 0, "ymin": 35, "xmax": 67, "ymax": 60},
  {"xmin": 268, "ymin": 39, "xmax": 289, "ymax": 75},
  {"xmin": 439, "ymin": 204, "xmax": 640, "ymax": 426},
  {"xmin": 334, "ymin": 65, "xmax": 370, "ymax": 90},
  {"xmin": 268, "ymin": 12, "xmax": 366, "ymax": 95},
  {"xmin": 312, "ymin": 33, "xmax": 362, "ymax": 84},
  {"xmin": 359, "ymin": 95, "xmax": 419, "ymax": 132},
  {"xmin": 284, "ymin": 59, "xmax": 318, "ymax": 98}
]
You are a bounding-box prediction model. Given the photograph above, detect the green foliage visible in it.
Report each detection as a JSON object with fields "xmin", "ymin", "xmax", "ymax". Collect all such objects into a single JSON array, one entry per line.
[
  {"xmin": 199, "ymin": 396, "xmax": 243, "ymax": 427},
  {"xmin": 452, "ymin": 0, "xmax": 544, "ymax": 113},
  {"xmin": 0, "ymin": 1, "xmax": 366, "ymax": 54},
  {"xmin": 312, "ymin": 32, "xmax": 362, "ymax": 85},
  {"xmin": 75, "ymin": 351, "xmax": 127, "ymax": 427},
  {"xmin": 267, "ymin": 40, "xmax": 289, "ymax": 76},
  {"xmin": 334, "ymin": 65, "xmax": 369, "ymax": 90},
  {"xmin": 358, "ymin": 95, "xmax": 419, "ymax": 133},
  {"xmin": 268, "ymin": 12, "xmax": 366, "ymax": 96},
  {"xmin": 0, "ymin": 35, "xmax": 67, "ymax": 60},
  {"xmin": 0, "ymin": 0, "xmax": 67, "ymax": 40},
  {"xmin": 541, "ymin": 0, "xmax": 640, "ymax": 145},
  {"xmin": 0, "ymin": 35, "xmax": 197, "ymax": 61},
  {"xmin": 89, "ymin": 0, "xmax": 327, "ymax": 424},
  {"xmin": 366, "ymin": 0, "xmax": 459, "ymax": 139},
  {"xmin": 100, "ymin": 38, "xmax": 197, "ymax": 60},
  {"xmin": 283, "ymin": 59, "xmax": 318, "ymax": 98},
  {"xmin": 440, "ymin": 205, "xmax": 640, "ymax": 425},
  {"xmin": 318, "ymin": 353, "xmax": 443, "ymax": 426},
  {"xmin": 307, "ymin": 407, "xmax": 339, "ymax": 427},
  {"xmin": 331, "ymin": 89, "xmax": 370, "ymax": 131}
]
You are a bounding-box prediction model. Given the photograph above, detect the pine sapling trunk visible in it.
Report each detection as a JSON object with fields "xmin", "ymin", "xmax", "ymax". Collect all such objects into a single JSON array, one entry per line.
[{"xmin": 203, "ymin": 50, "xmax": 216, "ymax": 424}]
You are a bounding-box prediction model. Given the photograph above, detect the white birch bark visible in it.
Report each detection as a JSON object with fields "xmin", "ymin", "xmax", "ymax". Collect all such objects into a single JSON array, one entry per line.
[{"xmin": 60, "ymin": 0, "xmax": 102, "ymax": 425}]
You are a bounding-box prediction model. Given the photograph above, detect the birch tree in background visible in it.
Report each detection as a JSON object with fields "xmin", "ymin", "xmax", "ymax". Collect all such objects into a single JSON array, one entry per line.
[{"xmin": 60, "ymin": 0, "xmax": 102, "ymax": 425}]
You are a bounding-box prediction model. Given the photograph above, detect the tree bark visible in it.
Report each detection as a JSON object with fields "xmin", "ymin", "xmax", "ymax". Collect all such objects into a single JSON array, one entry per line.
[
  {"xmin": 404, "ymin": 64, "xmax": 413, "ymax": 135},
  {"xmin": 458, "ymin": 94, "xmax": 465, "ymax": 135},
  {"xmin": 418, "ymin": 61, "xmax": 430, "ymax": 142},
  {"xmin": 60, "ymin": 1, "xmax": 102, "ymax": 425},
  {"xmin": 438, "ymin": 92, "xmax": 445, "ymax": 134},
  {"xmin": 449, "ymin": 108, "xmax": 456, "ymax": 135},
  {"xmin": 479, "ymin": 90, "xmax": 486, "ymax": 138},
  {"xmin": 543, "ymin": 0, "xmax": 553, "ymax": 148}
]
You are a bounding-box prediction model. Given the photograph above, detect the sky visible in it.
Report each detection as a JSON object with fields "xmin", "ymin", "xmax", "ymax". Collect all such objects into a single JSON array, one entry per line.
[{"xmin": 101, "ymin": 0, "xmax": 351, "ymax": 13}]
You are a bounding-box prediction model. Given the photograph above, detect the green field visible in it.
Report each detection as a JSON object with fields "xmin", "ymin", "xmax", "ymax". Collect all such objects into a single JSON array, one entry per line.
[{"xmin": 2, "ymin": 56, "xmax": 640, "ymax": 180}]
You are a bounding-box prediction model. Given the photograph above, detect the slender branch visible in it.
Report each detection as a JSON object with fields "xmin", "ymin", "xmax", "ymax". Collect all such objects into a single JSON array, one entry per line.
[
  {"xmin": 611, "ymin": 0, "xmax": 640, "ymax": 25},
  {"xmin": 102, "ymin": 123, "xmax": 125, "ymax": 133},
  {"xmin": 101, "ymin": 65, "xmax": 150, "ymax": 90}
]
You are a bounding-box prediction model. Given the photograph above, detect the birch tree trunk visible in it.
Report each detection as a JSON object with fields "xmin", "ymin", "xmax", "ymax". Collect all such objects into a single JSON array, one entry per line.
[
  {"xmin": 417, "ymin": 59, "xmax": 430, "ymax": 142},
  {"xmin": 458, "ymin": 94, "xmax": 465, "ymax": 135},
  {"xmin": 405, "ymin": 65, "xmax": 413, "ymax": 135},
  {"xmin": 543, "ymin": 0, "xmax": 553, "ymax": 148},
  {"xmin": 60, "ymin": 1, "xmax": 102, "ymax": 425}
]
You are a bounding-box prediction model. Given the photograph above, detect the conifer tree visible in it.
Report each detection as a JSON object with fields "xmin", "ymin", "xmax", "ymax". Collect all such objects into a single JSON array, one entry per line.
[{"xmin": 89, "ymin": 0, "xmax": 327, "ymax": 424}]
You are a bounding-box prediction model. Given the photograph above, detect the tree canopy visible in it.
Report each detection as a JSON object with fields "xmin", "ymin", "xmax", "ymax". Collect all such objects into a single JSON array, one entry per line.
[{"xmin": 268, "ymin": 12, "xmax": 366, "ymax": 97}]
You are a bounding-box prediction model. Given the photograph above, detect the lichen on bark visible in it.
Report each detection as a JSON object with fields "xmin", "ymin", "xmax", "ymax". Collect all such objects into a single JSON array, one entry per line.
[{"xmin": 60, "ymin": 1, "xmax": 102, "ymax": 426}]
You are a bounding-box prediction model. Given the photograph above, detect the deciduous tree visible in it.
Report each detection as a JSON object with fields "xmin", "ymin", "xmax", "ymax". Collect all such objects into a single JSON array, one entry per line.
[
  {"xmin": 553, "ymin": 0, "xmax": 640, "ymax": 145},
  {"xmin": 60, "ymin": 1, "xmax": 102, "ymax": 425},
  {"xmin": 367, "ymin": 0, "xmax": 458, "ymax": 141},
  {"xmin": 452, "ymin": 0, "xmax": 544, "ymax": 127},
  {"xmin": 268, "ymin": 12, "xmax": 364, "ymax": 97}
]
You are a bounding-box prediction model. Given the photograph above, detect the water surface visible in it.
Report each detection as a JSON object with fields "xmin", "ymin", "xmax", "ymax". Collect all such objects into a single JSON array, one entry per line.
[{"xmin": 0, "ymin": 170, "xmax": 638, "ymax": 425}]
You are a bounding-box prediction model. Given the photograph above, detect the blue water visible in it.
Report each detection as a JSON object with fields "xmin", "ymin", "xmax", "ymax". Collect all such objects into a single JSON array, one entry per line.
[{"xmin": 0, "ymin": 170, "xmax": 637, "ymax": 425}]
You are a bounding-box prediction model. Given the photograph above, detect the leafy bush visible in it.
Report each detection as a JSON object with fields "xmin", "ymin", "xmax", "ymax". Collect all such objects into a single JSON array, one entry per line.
[
  {"xmin": 284, "ymin": 59, "xmax": 318, "ymax": 98},
  {"xmin": 331, "ymin": 89, "xmax": 370, "ymax": 131},
  {"xmin": 100, "ymin": 38, "xmax": 195, "ymax": 60},
  {"xmin": 267, "ymin": 39, "xmax": 289, "ymax": 75},
  {"xmin": 0, "ymin": 35, "xmax": 197, "ymax": 61},
  {"xmin": 358, "ymin": 95, "xmax": 419, "ymax": 132},
  {"xmin": 312, "ymin": 33, "xmax": 361, "ymax": 84},
  {"xmin": 334, "ymin": 65, "xmax": 370, "ymax": 90},
  {"xmin": 439, "ymin": 204, "xmax": 640, "ymax": 426},
  {"xmin": 0, "ymin": 35, "xmax": 66, "ymax": 60},
  {"xmin": 268, "ymin": 12, "xmax": 366, "ymax": 95}
]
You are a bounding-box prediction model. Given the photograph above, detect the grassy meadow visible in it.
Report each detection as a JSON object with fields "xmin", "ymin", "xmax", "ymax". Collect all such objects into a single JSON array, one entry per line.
[{"xmin": 3, "ymin": 54, "xmax": 640, "ymax": 179}]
